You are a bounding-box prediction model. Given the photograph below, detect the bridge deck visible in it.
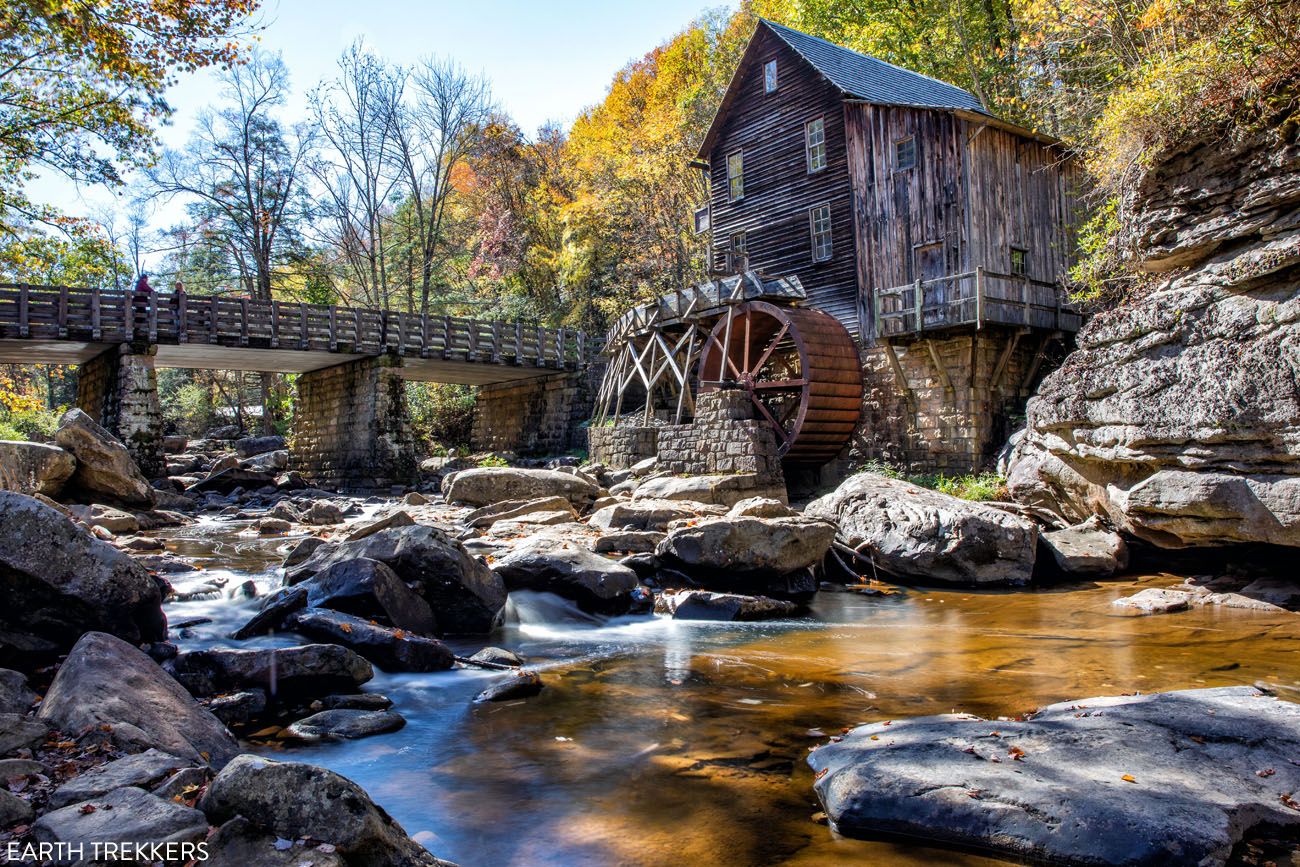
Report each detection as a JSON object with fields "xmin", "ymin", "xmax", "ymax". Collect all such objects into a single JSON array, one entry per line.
[{"xmin": 0, "ymin": 285, "xmax": 590, "ymax": 384}]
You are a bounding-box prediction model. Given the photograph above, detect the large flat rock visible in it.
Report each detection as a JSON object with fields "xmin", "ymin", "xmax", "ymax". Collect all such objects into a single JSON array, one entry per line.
[
  {"xmin": 809, "ymin": 686, "xmax": 1300, "ymax": 866},
  {"xmin": 806, "ymin": 473, "xmax": 1038, "ymax": 585}
]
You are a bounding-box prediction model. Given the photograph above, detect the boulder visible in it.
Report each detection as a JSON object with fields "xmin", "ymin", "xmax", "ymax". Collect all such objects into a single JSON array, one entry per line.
[
  {"xmin": 33, "ymin": 786, "xmax": 208, "ymax": 862},
  {"xmin": 343, "ymin": 509, "xmax": 415, "ymax": 542},
  {"xmin": 1007, "ymin": 127, "xmax": 1300, "ymax": 550},
  {"xmin": 285, "ymin": 526, "xmax": 506, "ymax": 635},
  {"xmin": 469, "ymin": 647, "xmax": 525, "ymax": 667},
  {"xmin": 82, "ymin": 502, "xmax": 140, "ymax": 534},
  {"xmin": 48, "ymin": 748, "xmax": 193, "ymax": 809},
  {"xmin": 303, "ymin": 558, "xmax": 436, "ymax": 635},
  {"xmin": 235, "ymin": 435, "xmax": 286, "ymax": 458},
  {"xmin": 0, "ymin": 668, "xmax": 36, "ymax": 714},
  {"xmin": 633, "ymin": 473, "xmax": 786, "ymax": 507},
  {"xmin": 654, "ymin": 590, "xmax": 798, "ymax": 621},
  {"xmin": 166, "ymin": 644, "xmax": 373, "ymax": 698},
  {"xmin": 0, "ymin": 787, "xmax": 32, "ymax": 826},
  {"xmin": 0, "ymin": 492, "xmax": 165, "ymax": 664},
  {"xmin": 229, "ymin": 585, "xmax": 308, "ymax": 639},
  {"xmin": 204, "ymin": 816, "xmax": 347, "ymax": 867},
  {"xmin": 313, "ymin": 694, "xmax": 393, "ymax": 711},
  {"xmin": 1041, "ymin": 516, "xmax": 1130, "ymax": 576},
  {"xmin": 489, "ymin": 540, "xmax": 639, "ymax": 614},
  {"xmin": 657, "ymin": 515, "xmax": 837, "ymax": 576},
  {"xmin": 474, "ymin": 671, "xmax": 544, "ymax": 703},
  {"xmin": 244, "ymin": 448, "xmax": 288, "ymax": 472},
  {"xmin": 207, "ymin": 689, "xmax": 268, "ymax": 726},
  {"xmin": 38, "ymin": 632, "xmax": 239, "ymax": 768},
  {"xmin": 257, "ymin": 516, "xmax": 292, "ymax": 535},
  {"xmin": 728, "ymin": 496, "xmax": 797, "ymax": 519},
  {"xmin": 302, "ymin": 500, "xmax": 346, "ymax": 526},
  {"xmin": 1111, "ymin": 587, "xmax": 1193, "ymax": 614},
  {"xmin": 593, "ymin": 530, "xmax": 665, "ymax": 554},
  {"xmin": 444, "ymin": 467, "xmax": 600, "ymax": 509},
  {"xmin": 402, "ymin": 491, "xmax": 430, "ymax": 506},
  {"xmin": 808, "ymin": 686, "xmax": 1300, "ymax": 867},
  {"xmin": 284, "ymin": 709, "xmax": 407, "ymax": 740},
  {"xmin": 287, "ymin": 609, "xmax": 454, "ymax": 673},
  {"xmin": 0, "ymin": 440, "xmax": 75, "ymax": 497},
  {"xmin": 53, "ymin": 409, "xmax": 154, "ymax": 507},
  {"xmin": 806, "ymin": 473, "xmax": 1039, "ymax": 586},
  {"xmin": 162, "ymin": 434, "xmax": 188, "ymax": 453},
  {"xmin": 186, "ymin": 467, "xmax": 276, "ymax": 495},
  {"xmin": 587, "ymin": 498, "xmax": 725, "ymax": 532},
  {"xmin": 282, "ymin": 535, "xmax": 327, "ymax": 569},
  {"xmin": 200, "ymin": 754, "xmax": 449, "ymax": 866},
  {"xmin": 463, "ymin": 496, "xmax": 578, "ymax": 529},
  {"xmin": 0, "ymin": 713, "xmax": 50, "ymax": 754}
]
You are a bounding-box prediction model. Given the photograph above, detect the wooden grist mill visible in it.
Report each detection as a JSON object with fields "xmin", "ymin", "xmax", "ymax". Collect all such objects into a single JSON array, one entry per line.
[{"xmin": 592, "ymin": 272, "xmax": 864, "ymax": 467}]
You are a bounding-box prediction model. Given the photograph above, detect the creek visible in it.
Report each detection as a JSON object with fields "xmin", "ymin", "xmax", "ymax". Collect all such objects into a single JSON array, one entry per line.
[{"xmin": 157, "ymin": 510, "xmax": 1299, "ymax": 867}]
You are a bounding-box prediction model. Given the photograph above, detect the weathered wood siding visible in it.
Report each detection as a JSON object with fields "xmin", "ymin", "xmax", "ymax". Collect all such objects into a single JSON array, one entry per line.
[
  {"xmin": 845, "ymin": 103, "xmax": 1079, "ymax": 340},
  {"xmin": 706, "ymin": 28, "xmax": 862, "ymax": 335}
]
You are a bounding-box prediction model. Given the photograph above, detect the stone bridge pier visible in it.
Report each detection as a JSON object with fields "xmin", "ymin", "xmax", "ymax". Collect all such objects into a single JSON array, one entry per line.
[
  {"xmin": 75, "ymin": 344, "xmax": 165, "ymax": 479},
  {"xmin": 290, "ymin": 354, "xmax": 417, "ymax": 492}
]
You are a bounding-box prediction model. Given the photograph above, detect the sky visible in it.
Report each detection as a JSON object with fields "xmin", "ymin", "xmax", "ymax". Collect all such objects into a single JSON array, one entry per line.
[{"xmin": 37, "ymin": 0, "xmax": 733, "ymax": 242}]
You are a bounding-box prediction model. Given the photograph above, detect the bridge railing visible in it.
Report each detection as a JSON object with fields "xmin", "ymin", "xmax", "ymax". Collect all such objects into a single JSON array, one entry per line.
[{"xmin": 0, "ymin": 284, "xmax": 590, "ymax": 369}]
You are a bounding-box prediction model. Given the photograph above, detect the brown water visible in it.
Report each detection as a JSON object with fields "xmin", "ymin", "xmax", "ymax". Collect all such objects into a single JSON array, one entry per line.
[{"xmin": 160, "ymin": 518, "xmax": 1300, "ymax": 867}]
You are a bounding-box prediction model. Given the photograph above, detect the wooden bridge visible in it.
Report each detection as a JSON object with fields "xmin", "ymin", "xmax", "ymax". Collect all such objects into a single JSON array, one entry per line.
[{"xmin": 0, "ymin": 284, "xmax": 593, "ymax": 384}]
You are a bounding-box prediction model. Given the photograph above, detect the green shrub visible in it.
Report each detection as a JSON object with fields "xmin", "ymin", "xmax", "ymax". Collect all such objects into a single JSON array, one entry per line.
[
  {"xmin": 477, "ymin": 454, "xmax": 509, "ymax": 468},
  {"xmin": 0, "ymin": 405, "xmax": 62, "ymax": 441},
  {"xmin": 857, "ymin": 460, "xmax": 1008, "ymax": 502},
  {"xmin": 407, "ymin": 383, "xmax": 477, "ymax": 453}
]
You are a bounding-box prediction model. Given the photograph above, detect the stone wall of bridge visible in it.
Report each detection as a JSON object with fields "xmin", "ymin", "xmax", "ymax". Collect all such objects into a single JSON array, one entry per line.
[
  {"xmin": 470, "ymin": 365, "xmax": 601, "ymax": 457},
  {"xmin": 74, "ymin": 345, "xmax": 164, "ymax": 478},
  {"xmin": 290, "ymin": 354, "xmax": 416, "ymax": 491}
]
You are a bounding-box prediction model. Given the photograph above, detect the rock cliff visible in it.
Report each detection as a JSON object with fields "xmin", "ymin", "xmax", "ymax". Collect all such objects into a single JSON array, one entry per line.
[{"xmin": 1008, "ymin": 124, "xmax": 1300, "ymax": 547}]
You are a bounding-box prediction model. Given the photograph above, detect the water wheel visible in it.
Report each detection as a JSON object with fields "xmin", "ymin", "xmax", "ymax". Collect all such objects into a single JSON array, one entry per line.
[{"xmin": 697, "ymin": 301, "xmax": 862, "ymax": 464}]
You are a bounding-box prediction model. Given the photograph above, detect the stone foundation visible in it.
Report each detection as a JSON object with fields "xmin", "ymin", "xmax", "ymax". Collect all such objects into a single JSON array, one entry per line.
[
  {"xmin": 471, "ymin": 367, "xmax": 600, "ymax": 456},
  {"xmin": 587, "ymin": 425, "xmax": 658, "ymax": 467},
  {"xmin": 74, "ymin": 345, "xmax": 163, "ymax": 478},
  {"xmin": 290, "ymin": 354, "xmax": 416, "ymax": 491},
  {"xmin": 832, "ymin": 330, "xmax": 1050, "ymax": 478},
  {"xmin": 590, "ymin": 390, "xmax": 785, "ymax": 491}
]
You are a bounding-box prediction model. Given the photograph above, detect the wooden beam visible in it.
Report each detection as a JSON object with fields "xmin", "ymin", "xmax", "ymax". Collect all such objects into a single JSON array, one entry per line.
[
  {"xmin": 882, "ymin": 341, "xmax": 916, "ymax": 410},
  {"xmin": 990, "ymin": 329, "xmax": 1023, "ymax": 391},
  {"xmin": 924, "ymin": 339, "xmax": 953, "ymax": 392}
]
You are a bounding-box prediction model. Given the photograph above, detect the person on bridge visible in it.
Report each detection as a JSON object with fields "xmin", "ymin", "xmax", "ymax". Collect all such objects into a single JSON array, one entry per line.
[{"xmin": 134, "ymin": 272, "xmax": 153, "ymax": 294}]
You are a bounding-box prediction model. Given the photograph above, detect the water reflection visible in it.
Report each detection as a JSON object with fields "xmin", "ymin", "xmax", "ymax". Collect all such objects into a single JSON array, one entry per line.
[{"xmin": 155, "ymin": 520, "xmax": 1300, "ymax": 867}]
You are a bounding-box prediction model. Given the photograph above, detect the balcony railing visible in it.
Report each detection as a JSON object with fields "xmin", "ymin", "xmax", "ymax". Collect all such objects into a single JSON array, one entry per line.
[{"xmin": 873, "ymin": 268, "xmax": 1082, "ymax": 338}]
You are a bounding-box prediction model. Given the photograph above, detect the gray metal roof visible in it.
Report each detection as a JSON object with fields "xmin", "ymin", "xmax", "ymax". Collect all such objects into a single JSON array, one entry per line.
[{"xmin": 762, "ymin": 20, "xmax": 989, "ymax": 114}]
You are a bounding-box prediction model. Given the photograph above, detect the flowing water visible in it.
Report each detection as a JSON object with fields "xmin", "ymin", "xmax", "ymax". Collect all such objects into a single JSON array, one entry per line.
[{"xmin": 159, "ymin": 513, "xmax": 1300, "ymax": 867}]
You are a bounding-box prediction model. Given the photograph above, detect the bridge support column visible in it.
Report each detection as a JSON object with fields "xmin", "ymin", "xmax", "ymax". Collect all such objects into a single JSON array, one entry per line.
[
  {"xmin": 74, "ymin": 344, "xmax": 164, "ymax": 479},
  {"xmin": 290, "ymin": 354, "xmax": 415, "ymax": 492},
  {"xmin": 470, "ymin": 366, "xmax": 602, "ymax": 456}
]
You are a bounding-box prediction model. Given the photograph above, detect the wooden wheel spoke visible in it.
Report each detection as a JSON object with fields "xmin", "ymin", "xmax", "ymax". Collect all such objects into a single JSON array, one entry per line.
[
  {"xmin": 749, "ymin": 322, "xmax": 788, "ymax": 376},
  {"xmin": 755, "ymin": 378, "xmax": 808, "ymax": 389},
  {"xmin": 750, "ymin": 393, "xmax": 790, "ymax": 443},
  {"xmin": 704, "ymin": 331, "xmax": 742, "ymax": 380}
]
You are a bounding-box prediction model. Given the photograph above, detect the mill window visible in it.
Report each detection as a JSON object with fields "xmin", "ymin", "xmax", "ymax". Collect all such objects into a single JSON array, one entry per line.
[
  {"xmin": 894, "ymin": 136, "xmax": 916, "ymax": 170},
  {"xmin": 730, "ymin": 231, "xmax": 748, "ymax": 271},
  {"xmin": 1010, "ymin": 247, "xmax": 1029, "ymax": 276},
  {"xmin": 727, "ymin": 150, "xmax": 744, "ymax": 202},
  {"xmin": 810, "ymin": 204, "xmax": 833, "ymax": 262},
  {"xmin": 805, "ymin": 117, "xmax": 827, "ymax": 173},
  {"xmin": 764, "ymin": 60, "xmax": 778, "ymax": 93}
]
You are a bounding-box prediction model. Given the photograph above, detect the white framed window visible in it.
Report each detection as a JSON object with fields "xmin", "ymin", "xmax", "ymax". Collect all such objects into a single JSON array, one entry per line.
[
  {"xmin": 805, "ymin": 117, "xmax": 827, "ymax": 173},
  {"xmin": 809, "ymin": 204, "xmax": 832, "ymax": 262},
  {"xmin": 1010, "ymin": 246, "xmax": 1029, "ymax": 276},
  {"xmin": 764, "ymin": 59, "xmax": 778, "ymax": 93},
  {"xmin": 727, "ymin": 150, "xmax": 744, "ymax": 202},
  {"xmin": 730, "ymin": 231, "xmax": 748, "ymax": 271},
  {"xmin": 894, "ymin": 136, "xmax": 917, "ymax": 170}
]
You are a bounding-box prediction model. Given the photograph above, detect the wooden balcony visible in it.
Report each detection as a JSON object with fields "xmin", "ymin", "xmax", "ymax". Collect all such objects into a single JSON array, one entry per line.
[{"xmin": 873, "ymin": 268, "xmax": 1082, "ymax": 339}]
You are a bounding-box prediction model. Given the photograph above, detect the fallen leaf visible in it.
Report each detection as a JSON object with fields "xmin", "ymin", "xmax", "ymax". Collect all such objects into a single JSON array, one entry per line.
[
  {"xmin": 79, "ymin": 804, "xmax": 97, "ymax": 814},
  {"xmin": 1257, "ymin": 768, "xmax": 1275, "ymax": 778},
  {"xmin": 1121, "ymin": 774, "xmax": 1136, "ymax": 783},
  {"xmin": 1008, "ymin": 746, "xmax": 1026, "ymax": 761}
]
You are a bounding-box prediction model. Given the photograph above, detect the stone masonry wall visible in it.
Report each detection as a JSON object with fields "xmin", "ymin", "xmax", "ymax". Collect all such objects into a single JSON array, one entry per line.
[
  {"xmin": 838, "ymin": 331, "xmax": 1043, "ymax": 477},
  {"xmin": 658, "ymin": 390, "xmax": 784, "ymax": 484},
  {"xmin": 471, "ymin": 366, "xmax": 600, "ymax": 456},
  {"xmin": 291, "ymin": 354, "xmax": 416, "ymax": 491},
  {"xmin": 587, "ymin": 425, "xmax": 658, "ymax": 467},
  {"xmin": 75, "ymin": 345, "xmax": 163, "ymax": 478}
]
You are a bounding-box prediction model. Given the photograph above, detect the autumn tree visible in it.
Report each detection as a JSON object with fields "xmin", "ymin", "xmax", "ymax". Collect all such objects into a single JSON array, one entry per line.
[
  {"xmin": 0, "ymin": 0, "xmax": 260, "ymax": 235},
  {"xmin": 149, "ymin": 50, "xmax": 313, "ymax": 302}
]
